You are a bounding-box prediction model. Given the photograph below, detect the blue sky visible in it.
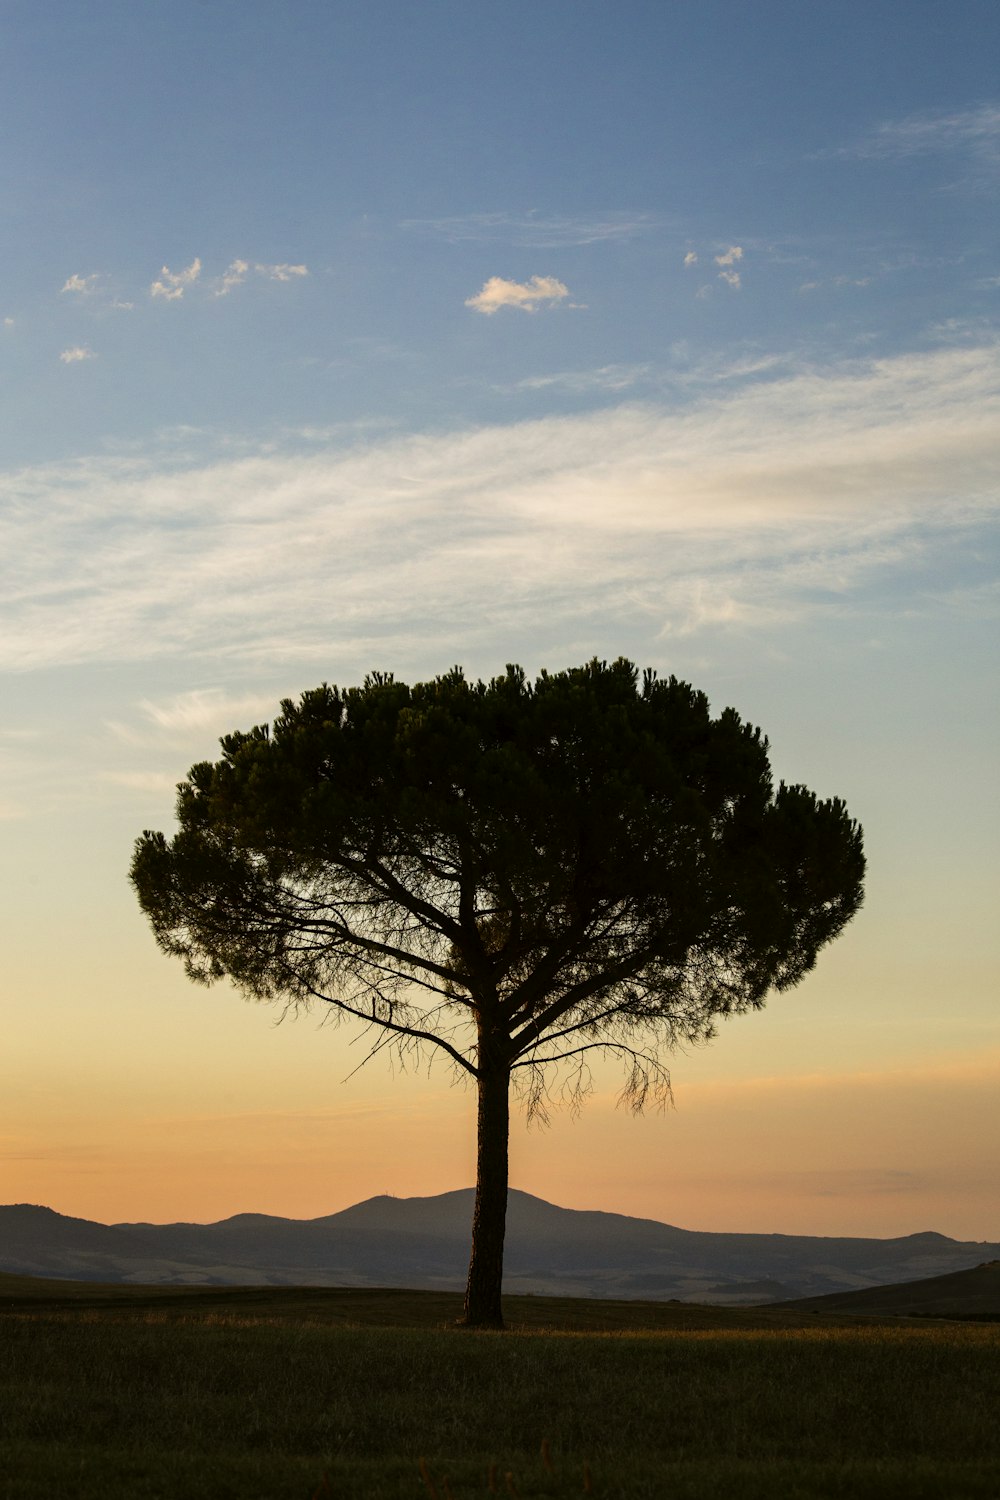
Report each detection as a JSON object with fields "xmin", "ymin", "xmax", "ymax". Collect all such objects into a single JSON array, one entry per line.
[
  {"xmin": 1, "ymin": 0, "xmax": 997, "ymax": 1236},
  {"xmin": 5, "ymin": 0, "xmax": 998, "ymax": 459}
]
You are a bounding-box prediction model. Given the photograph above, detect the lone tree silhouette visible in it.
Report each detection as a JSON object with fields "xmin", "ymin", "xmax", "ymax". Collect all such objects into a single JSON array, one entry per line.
[{"xmin": 130, "ymin": 658, "xmax": 864, "ymax": 1327}]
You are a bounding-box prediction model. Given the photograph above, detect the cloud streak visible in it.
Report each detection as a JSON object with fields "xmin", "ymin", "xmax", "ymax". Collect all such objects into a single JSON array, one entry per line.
[
  {"xmin": 403, "ymin": 212, "xmax": 652, "ymax": 247},
  {"xmin": 1, "ymin": 340, "xmax": 997, "ymax": 673},
  {"xmin": 107, "ymin": 688, "xmax": 278, "ymax": 747},
  {"xmin": 844, "ymin": 102, "xmax": 1000, "ymax": 160},
  {"xmin": 508, "ymin": 364, "xmax": 650, "ymax": 394},
  {"xmin": 827, "ymin": 103, "xmax": 1000, "ymax": 187}
]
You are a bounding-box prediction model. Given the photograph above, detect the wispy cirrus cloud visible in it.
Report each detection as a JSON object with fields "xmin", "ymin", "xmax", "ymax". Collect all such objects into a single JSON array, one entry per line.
[
  {"xmin": 403, "ymin": 211, "xmax": 652, "ymax": 247},
  {"xmin": 465, "ymin": 275, "xmax": 572, "ymax": 315},
  {"xmin": 799, "ymin": 274, "xmax": 873, "ymax": 294},
  {"xmin": 826, "ymin": 102, "xmax": 1000, "ymax": 187},
  {"xmin": 107, "ymin": 688, "xmax": 277, "ymax": 746},
  {"xmin": 150, "ymin": 258, "xmax": 202, "ymax": 300},
  {"xmin": 839, "ymin": 102, "xmax": 1000, "ymax": 159},
  {"xmin": 102, "ymin": 691, "xmax": 277, "ymax": 795},
  {"xmin": 508, "ymin": 364, "xmax": 651, "ymax": 394},
  {"xmin": 2, "ymin": 339, "xmax": 996, "ymax": 674}
]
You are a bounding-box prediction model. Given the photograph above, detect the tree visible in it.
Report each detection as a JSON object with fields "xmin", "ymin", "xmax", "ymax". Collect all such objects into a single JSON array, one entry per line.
[{"xmin": 130, "ymin": 658, "xmax": 864, "ymax": 1327}]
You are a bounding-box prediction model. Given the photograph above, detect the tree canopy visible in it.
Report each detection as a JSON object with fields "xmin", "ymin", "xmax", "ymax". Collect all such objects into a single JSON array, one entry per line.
[{"xmin": 131, "ymin": 657, "xmax": 865, "ymax": 1326}]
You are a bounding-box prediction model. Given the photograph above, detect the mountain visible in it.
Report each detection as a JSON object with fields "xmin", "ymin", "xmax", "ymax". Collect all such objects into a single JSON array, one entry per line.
[{"xmin": 2, "ymin": 1190, "xmax": 998, "ymax": 1304}]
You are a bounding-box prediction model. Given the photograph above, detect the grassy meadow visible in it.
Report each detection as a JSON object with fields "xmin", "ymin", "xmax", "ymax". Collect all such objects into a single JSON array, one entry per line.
[{"xmin": 1, "ymin": 1280, "xmax": 998, "ymax": 1499}]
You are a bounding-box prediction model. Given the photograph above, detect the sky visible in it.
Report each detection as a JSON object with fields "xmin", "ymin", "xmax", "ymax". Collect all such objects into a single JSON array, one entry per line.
[{"xmin": 1, "ymin": 0, "xmax": 998, "ymax": 1242}]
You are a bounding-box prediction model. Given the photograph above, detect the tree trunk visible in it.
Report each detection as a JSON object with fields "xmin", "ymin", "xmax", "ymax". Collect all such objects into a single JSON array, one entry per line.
[{"xmin": 462, "ymin": 1039, "xmax": 511, "ymax": 1329}]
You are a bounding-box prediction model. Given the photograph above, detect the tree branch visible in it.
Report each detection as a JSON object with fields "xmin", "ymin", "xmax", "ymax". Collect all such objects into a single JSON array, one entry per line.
[
  {"xmin": 509, "ymin": 939, "xmax": 663, "ymax": 1057},
  {"xmin": 288, "ymin": 969, "xmax": 479, "ymax": 1078},
  {"xmin": 337, "ymin": 851, "xmax": 465, "ymax": 945}
]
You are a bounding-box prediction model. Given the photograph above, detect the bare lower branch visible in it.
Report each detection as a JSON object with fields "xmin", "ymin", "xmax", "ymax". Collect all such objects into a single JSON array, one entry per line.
[{"xmin": 285, "ymin": 968, "xmax": 478, "ymax": 1077}]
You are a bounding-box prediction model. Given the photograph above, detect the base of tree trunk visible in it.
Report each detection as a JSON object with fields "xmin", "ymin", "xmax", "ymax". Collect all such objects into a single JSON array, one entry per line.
[
  {"xmin": 462, "ymin": 1056, "xmax": 510, "ymax": 1330},
  {"xmin": 457, "ymin": 1312, "xmax": 505, "ymax": 1330}
]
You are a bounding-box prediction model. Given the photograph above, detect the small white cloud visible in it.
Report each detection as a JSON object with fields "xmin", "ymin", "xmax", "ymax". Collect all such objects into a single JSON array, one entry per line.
[
  {"xmin": 465, "ymin": 275, "xmax": 571, "ymax": 315},
  {"xmin": 59, "ymin": 346, "xmax": 96, "ymax": 364},
  {"xmin": 111, "ymin": 299, "xmax": 135, "ymax": 311},
  {"xmin": 714, "ymin": 246, "xmax": 744, "ymax": 267},
  {"xmin": 216, "ymin": 259, "xmax": 250, "ymax": 296},
  {"xmin": 255, "ymin": 262, "xmax": 309, "ymax": 282},
  {"xmin": 717, "ymin": 269, "xmax": 742, "ymax": 290},
  {"xmin": 61, "ymin": 273, "xmax": 100, "ymax": 296},
  {"xmin": 3, "ymin": 317, "xmax": 13, "ymax": 328},
  {"xmin": 150, "ymin": 258, "xmax": 202, "ymax": 301},
  {"xmin": 683, "ymin": 251, "xmax": 698, "ymax": 268}
]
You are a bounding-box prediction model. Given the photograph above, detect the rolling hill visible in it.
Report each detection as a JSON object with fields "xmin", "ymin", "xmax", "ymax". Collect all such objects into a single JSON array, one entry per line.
[{"xmin": 769, "ymin": 1259, "xmax": 1000, "ymax": 1318}]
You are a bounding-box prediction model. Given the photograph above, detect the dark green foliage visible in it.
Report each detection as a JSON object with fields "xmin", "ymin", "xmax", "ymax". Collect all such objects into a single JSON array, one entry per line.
[
  {"xmin": 131, "ymin": 658, "xmax": 863, "ymax": 1081},
  {"xmin": 130, "ymin": 658, "xmax": 865, "ymax": 1325}
]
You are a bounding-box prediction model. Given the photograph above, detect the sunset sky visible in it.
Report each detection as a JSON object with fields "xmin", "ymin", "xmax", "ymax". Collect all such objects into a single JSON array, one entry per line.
[{"xmin": 2, "ymin": 0, "xmax": 998, "ymax": 1242}]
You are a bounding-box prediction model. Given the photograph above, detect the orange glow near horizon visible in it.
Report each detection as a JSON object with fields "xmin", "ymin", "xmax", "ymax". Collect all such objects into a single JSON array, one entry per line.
[{"xmin": 5, "ymin": 1047, "xmax": 998, "ymax": 1243}]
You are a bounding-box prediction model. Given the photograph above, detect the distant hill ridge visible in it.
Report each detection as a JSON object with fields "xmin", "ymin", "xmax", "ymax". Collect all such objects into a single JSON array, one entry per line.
[
  {"xmin": 772, "ymin": 1259, "xmax": 1000, "ymax": 1318},
  {"xmin": 2, "ymin": 1190, "xmax": 997, "ymax": 1305}
]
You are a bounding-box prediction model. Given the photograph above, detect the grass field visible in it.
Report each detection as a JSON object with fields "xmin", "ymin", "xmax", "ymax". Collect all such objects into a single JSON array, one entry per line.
[{"xmin": 2, "ymin": 1280, "xmax": 998, "ymax": 1499}]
